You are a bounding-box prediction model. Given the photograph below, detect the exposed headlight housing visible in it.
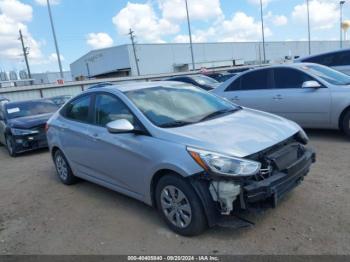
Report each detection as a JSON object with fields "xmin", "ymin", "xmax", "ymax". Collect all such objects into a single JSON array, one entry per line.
[
  {"xmin": 11, "ymin": 128, "xmax": 39, "ymax": 136},
  {"xmin": 187, "ymin": 147, "xmax": 261, "ymax": 178}
]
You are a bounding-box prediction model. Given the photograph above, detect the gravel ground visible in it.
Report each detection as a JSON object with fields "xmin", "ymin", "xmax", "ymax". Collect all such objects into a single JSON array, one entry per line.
[{"xmin": 0, "ymin": 129, "xmax": 349, "ymax": 255}]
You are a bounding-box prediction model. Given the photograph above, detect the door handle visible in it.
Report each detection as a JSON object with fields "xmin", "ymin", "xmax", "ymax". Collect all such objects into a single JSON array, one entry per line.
[
  {"xmin": 273, "ymin": 95, "xmax": 283, "ymax": 100},
  {"xmin": 231, "ymin": 96, "xmax": 240, "ymax": 101}
]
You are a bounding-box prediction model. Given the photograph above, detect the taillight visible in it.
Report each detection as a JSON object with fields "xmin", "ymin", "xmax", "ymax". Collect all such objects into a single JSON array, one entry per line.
[{"xmin": 45, "ymin": 123, "xmax": 49, "ymax": 132}]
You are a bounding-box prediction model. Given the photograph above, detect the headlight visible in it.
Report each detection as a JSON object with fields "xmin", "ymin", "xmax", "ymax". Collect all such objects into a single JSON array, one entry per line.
[
  {"xmin": 187, "ymin": 147, "xmax": 261, "ymax": 177},
  {"xmin": 11, "ymin": 128, "xmax": 39, "ymax": 136}
]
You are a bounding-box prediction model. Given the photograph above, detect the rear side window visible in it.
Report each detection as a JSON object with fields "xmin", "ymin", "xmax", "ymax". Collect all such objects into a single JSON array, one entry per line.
[
  {"xmin": 64, "ymin": 95, "xmax": 91, "ymax": 123},
  {"xmin": 225, "ymin": 77, "xmax": 241, "ymax": 91},
  {"xmin": 274, "ymin": 68, "xmax": 313, "ymax": 89},
  {"xmin": 240, "ymin": 69, "xmax": 271, "ymax": 90},
  {"xmin": 94, "ymin": 94, "xmax": 135, "ymax": 127}
]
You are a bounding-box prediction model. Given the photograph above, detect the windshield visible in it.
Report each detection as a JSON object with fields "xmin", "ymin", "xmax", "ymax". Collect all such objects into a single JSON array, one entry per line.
[
  {"xmin": 125, "ymin": 85, "xmax": 238, "ymax": 128},
  {"xmin": 303, "ymin": 64, "xmax": 350, "ymax": 85},
  {"xmin": 5, "ymin": 101, "xmax": 58, "ymax": 119},
  {"xmin": 192, "ymin": 75, "xmax": 219, "ymax": 86}
]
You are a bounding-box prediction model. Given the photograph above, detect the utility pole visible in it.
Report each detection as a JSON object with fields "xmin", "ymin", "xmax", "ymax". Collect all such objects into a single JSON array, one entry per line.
[
  {"xmin": 306, "ymin": 0, "xmax": 311, "ymax": 54},
  {"xmin": 128, "ymin": 29, "xmax": 140, "ymax": 76},
  {"xmin": 19, "ymin": 30, "xmax": 31, "ymax": 79},
  {"xmin": 185, "ymin": 0, "xmax": 195, "ymax": 71},
  {"xmin": 340, "ymin": 1, "xmax": 346, "ymax": 49},
  {"xmin": 259, "ymin": 0, "xmax": 266, "ymax": 63},
  {"xmin": 47, "ymin": 0, "xmax": 63, "ymax": 79}
]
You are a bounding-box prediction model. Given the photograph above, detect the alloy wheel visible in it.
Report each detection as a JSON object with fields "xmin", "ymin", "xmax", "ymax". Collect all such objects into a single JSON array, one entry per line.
[
  {"xmin": 160, "ymin": 185, "xmax": 192, "ymax": 228},
  {"xmin": 55, "ymin": 154, "xmax": 68, "ymax": 181}
]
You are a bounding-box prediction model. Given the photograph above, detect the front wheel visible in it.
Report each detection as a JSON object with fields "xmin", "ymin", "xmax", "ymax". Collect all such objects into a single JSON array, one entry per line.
[
  {"xmin": 155, "ymin": 175, "xmax": 207, "ymax": 236},
  {"xmin": 341, "ymin": 110, "xmax": 350, "ymax": 137},
  {"xmin": 53, "ymin": 150, "xmax": 78, "ymax": 185},
  {"xmin": 5, "ymin": 135, "xmax": 17, "ymax": 157}
]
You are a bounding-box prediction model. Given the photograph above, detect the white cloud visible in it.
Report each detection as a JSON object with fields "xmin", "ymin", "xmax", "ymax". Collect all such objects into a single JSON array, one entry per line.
[
  {"xmin": 158, "ymin": 0, "xmax": 223, "ymax": 21},
  {"xmin": 34, "ymin": 0, "xmax": 60, "ymax": 6},
  {"xmin": 174, "ymin": 12, "xmax": 270, "ymax": 43},
  {"xmin": 86, "ymin": 32, "xmax": 114, "ymax": 49},
  {"xmin": 292, "ymin": 0, "xmax": 338, "ymax": 30},
  {"xmin": 49, "ymin": 53, "xmax": 64, "ymax": 62},
  {"xmin": 0, "ymin": 0, "xmax": 44, "ymax": 64},
  {"xmin": 272, "ymin": 15, "xmax": 288, "ymax": 26},
  {"xmin": 265, "ymin": 11, "xmax": 288, "ymax": 27},
  {"xmin": 112, "ymin": 2, "xmax": 179, "ymax": 43},
  {"xmin": 0, "ymin": 0, "xmax": 32, "ymax": 21}
]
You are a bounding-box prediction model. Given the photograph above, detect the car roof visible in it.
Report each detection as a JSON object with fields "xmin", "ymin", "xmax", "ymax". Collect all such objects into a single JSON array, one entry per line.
[
  {"xmin": 239, "ymin": 62, "xmax": 320, "ymax": 72},
  {"xmin": 100, "ymin": 81, "xmax": 192, "ymax": 93},
  {"xmin": 296, "ymin": 48, "xmax": 350, "ymax": 62}
]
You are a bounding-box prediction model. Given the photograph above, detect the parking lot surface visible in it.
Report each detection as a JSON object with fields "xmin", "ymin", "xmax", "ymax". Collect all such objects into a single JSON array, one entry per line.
[{"xmin": 0, "ymin": 130, "xmax": 349, "ymax": 255}]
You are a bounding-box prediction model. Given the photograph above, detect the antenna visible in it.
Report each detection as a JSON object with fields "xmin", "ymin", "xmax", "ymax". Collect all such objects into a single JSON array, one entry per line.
[{"xmin": 128, "ymin": 28, "xmax": 141, "ymax": 76}]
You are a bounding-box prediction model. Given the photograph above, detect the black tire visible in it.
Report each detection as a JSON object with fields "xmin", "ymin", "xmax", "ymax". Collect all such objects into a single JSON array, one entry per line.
[
  {"xmin": 155, "ymin": 175, "xmax": 207, "ymax": 236},
  {"xmin": 342, "ymin": 110, "xmax": 350, "ymax": 137},
  {"xmin": 5, "ymin": 134, "xmax": 17, "ymax": 157},
  {"xmin": 53, "ymin": 149, "xmax": 78, "ymax": 185}
]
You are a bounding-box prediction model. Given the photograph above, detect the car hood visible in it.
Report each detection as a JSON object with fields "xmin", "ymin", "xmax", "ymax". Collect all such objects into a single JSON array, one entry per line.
[
  {"xmin": 160, "ymin": 108, "xmax": 301, "ymax": 158},
  {"xmin": 7, "ymin": 113, "xmax": 53, "ymax": 129}
]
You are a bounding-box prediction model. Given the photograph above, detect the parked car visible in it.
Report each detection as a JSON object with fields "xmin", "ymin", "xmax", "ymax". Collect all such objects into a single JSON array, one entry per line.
[
  {"xmin": 0, "ymin": 99, "xmax": 59, "ymax": 156},
  {"xmin": 165, "ymin": 75, "xmax": 220, "ymax": 90},
  {"xmin": 0, "ymin": 97, "xmax": 9, "ymax": 104},
  {"xmin": 213, "ymin": 63, "xmax": 350, "ymax": 137},
  {"xmin": 295, "ymin": 49, "xmax": 350, "ymax": 75},
  {"xmin": 47, "ymin": 81, "xmax": 315, "ymax": 236},
  {"xmin": 46, "ymin": 95, "xmax": 72, "ymax": 107}
]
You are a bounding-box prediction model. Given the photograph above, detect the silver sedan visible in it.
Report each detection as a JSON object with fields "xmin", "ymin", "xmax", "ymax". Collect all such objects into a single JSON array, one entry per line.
[
  {"xmin": 47, "ymin": 81, "xmax": 315, "ymax": 236},
  {"xmin": 213, "ymin": 63, "xmax": 350, "ymax": 137}
]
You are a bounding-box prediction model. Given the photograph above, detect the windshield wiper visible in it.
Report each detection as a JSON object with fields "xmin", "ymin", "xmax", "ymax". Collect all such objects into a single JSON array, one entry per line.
[
  {"xmin": 198, "ymin": 108, "xmax": 240, "ymax": 122},
  {"xmin": 159, "ymin": 121, "xmax": 193, "ymax": 128}
]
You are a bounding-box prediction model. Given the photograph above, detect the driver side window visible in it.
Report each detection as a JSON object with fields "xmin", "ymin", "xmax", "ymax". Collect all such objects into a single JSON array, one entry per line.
[
  {"xmin": 94, "ymin": 94, "xmax": 135, "ymax": 127},
  {"xmin": 273, "ymin": 68, "xmax": 314, "ymax": 89}
]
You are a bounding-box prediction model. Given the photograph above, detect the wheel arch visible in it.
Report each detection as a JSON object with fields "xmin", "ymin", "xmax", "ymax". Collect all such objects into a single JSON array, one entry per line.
[
  {"xmin": 150, "ymin": 169, "xmax": 185, "ymax": 208},
  {"xmin": 339, "ymin": 105, "xmax": 350, "ymax": 130}
]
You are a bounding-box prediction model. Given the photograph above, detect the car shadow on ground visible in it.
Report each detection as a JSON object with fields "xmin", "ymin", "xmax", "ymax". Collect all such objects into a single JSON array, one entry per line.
[{"xmin": 305, "ymin": 129, "xmax": 348, "ymax": 142}]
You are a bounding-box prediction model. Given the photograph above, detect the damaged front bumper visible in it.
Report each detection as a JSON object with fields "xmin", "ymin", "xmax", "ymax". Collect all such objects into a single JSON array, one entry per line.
[{"xmin": 189, "ymin": 145, "xmax": 316, "ymax": 228}]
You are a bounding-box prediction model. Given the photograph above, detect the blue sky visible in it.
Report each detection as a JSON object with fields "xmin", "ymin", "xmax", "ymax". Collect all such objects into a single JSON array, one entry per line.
[{"xmin": 0, "ymin": 0, "xmax": 349, "ymax": 73}]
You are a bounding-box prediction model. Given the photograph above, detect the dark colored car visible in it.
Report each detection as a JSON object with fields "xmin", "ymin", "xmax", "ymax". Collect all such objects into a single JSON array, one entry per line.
[
  {"xmin": 0, "ymin": 97, "xmax": 9, "ymax": 103},
  {"xmin": 216, "ymin": 73, "xmax": 238, "ymax": 82},
  {"xmin": 0, "ymin": 99, "xmax": 59, "ymax": 156},
  {"xmin": 45, "ymin": 95, "xmax": 72, "ymax": 107},
  {"xmin": 165, "ymin": 75, "xmax": 220, "ymax": 90},
  {"xmin": 295, "ymin": 49, "xmax": 350, "ymax": 75}
]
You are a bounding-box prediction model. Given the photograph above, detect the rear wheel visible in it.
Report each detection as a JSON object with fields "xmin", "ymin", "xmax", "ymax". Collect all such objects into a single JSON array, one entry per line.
[
  {"xmin": 155, "ymin": 175, "xmax": 207, "ymax": 236},
  {"xmin": 53, "ymin": 150, "xmax": 78, "ymax": 185},
  {"xmin": 5, "ymin": 135, "xmax": 16, "ymax": 157},
  {"xmin": 341, "ymin": 110, "xmax": 350, "ymax": 137}
]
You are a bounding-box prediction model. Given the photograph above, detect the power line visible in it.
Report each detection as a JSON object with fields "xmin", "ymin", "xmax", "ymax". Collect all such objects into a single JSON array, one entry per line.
[
  {"xmin": 128, "ymin": 28, "xmax": 140, "ymax": 76},
  {"xmin": 18, "ymin": 29, "xmax": 31, "ymax": 79}
]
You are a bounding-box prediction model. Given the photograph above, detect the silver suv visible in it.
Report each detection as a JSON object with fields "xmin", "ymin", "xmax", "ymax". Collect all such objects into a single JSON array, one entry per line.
[{"xmin": 47, "ymin": 81, "xmax": 315, "ymax": 236}]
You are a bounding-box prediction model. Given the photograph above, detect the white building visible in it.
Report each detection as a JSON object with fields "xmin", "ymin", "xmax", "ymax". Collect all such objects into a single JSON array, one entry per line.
[
  {"xmin": 32, "ymin": 71, "xmax": 72, "ymax": 85},
  {"xmin": 70, "ymin": 41, "xmax": 350, "ymax": 80}
]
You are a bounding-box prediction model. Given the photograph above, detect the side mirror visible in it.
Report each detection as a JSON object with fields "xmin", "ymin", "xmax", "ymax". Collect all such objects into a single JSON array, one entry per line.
[
  {"xmin": 302, "ymin": 80, "xmax": 321, "ymax": 89},
  {"xmin": 106, "ymin": 119, "xmax": 134, "ymax": 134}
]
